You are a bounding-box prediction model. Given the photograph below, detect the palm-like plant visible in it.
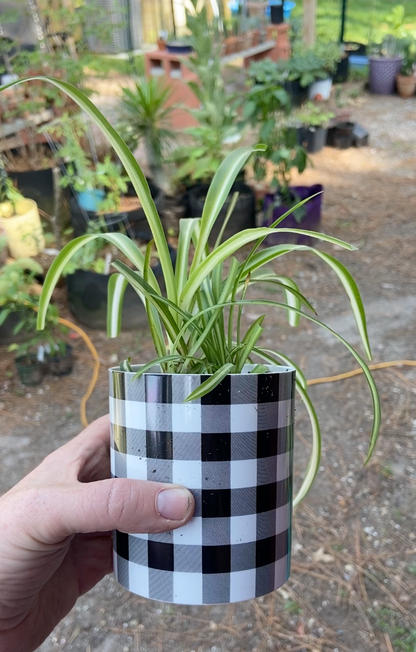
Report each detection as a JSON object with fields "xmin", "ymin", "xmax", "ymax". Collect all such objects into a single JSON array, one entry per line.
[
  {"xmin": 0, "ymin": 77, "xmax": 381, "ymax": 505},
  {"xmin": 118, "ymin": 79, "xmax": 176, "ymax": 185}
]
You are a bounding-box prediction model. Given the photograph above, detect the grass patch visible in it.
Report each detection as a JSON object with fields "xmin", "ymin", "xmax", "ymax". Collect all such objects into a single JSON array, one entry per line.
[{"xmin": 293, "ymin": 0, "xmax": 416, "ymax": 44}]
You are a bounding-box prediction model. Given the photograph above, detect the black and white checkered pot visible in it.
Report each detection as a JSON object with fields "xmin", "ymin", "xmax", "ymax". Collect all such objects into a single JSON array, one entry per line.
[{"xmin": 109, "ymin": 364, "xmax": 295, "ymax": 605}]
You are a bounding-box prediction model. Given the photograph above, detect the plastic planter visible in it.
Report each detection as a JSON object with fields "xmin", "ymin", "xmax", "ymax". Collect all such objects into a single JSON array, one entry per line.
[
  {"xmin": 110, "ymin": 363, "xmax": 295, "ymax": 604},
  {"xmin": 77, "ymin": 188, "xmax": 105, "ymax": 212},
  {"xmin": 186, "ymin": 182, "xmax": 255, "ymax": 245},
  {"xmin": 48, "ymin": 344, "xmax": 74, "ymax": 376},
  {"xmin": 297, "ymin": 126, "xmax": 328, "ymax": 153},
  {"xmin": 69, "ymin": 197, "xmax": 129, "ymax": 238},
  {"xmin": 369, "ymin": 56, "xmax": 402, "ymax": 95},
  {"xmin": 263, "ymin": 184, "xmax": 323, "ymax": 245},
  {"xmin": 284, "ymin": 79, "xmax": 310, "ymax": 107},
  {"xmin": 308, "ymin": 77, "xmax": 332, "ymax": 101},
  {"xmin": 166, "ymin": 42, "xmax": 193, "ymax": 55},
  {"xmin": 270, "ymin": 2, "xmax": 284, "ymax": 24},
  {"xmin": 0, "ymin": 198, "xmax": 44, "ymax": 258},
  {"xmin": 15, "ymin": 355, "xmax": 45, "ymax": 386}
]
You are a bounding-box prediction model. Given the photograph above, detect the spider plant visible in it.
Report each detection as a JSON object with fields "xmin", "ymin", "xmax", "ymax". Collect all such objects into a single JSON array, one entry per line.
[{"xmin": 0, "ymin": 77, "xmax": 381, "ymax": 505}]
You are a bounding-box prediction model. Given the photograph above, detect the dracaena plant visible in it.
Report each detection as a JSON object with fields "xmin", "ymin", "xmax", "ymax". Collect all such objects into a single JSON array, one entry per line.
[{"xmin": 0, "ymin": 77, "xmax": 381, "ymax": 505}]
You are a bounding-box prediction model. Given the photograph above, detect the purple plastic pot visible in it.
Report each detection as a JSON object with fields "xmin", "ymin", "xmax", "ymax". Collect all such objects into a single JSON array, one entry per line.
[
  {"xmin": 263, "ymin": 184, "xmax": 323, "ymax": 246},
  {"xmin": 369, "ymin": 56, "xmax": 402, "ymax": 95}
]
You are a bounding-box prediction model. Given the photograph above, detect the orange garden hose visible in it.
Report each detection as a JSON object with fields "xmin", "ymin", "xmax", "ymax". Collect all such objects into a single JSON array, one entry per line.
[
  {"xmin": 307, "ymin": 360, "xmax": 416, "ymax": 386},
  {"xmin": 57, "ymin": 317, "xmax": 100, "ymax": 428}
]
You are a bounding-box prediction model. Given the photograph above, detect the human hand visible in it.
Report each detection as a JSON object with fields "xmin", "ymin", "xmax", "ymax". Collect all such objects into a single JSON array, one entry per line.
[{"xmin": 0, "ymin": 414, "xmax": 194, "ymax": 652}]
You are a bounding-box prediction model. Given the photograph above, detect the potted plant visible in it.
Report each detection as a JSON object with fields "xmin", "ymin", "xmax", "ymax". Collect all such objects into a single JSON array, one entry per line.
[
  {"xmin": 118, "ymin": 78, "xmax": 176, "ymax": 199},
  {"xmin": 172, "ymin": 25, "xmax": 256, "ymax": 243},
  {"xmin": 8, "ymin": 302, "xmax": 71, "ymax": 385},
  {"xmin": 23, "ymin": 77, "xmax": 381, "ymax": 607},
  {"xmin": 396, "ymin": 40, "xmax": 416, "ymax": 98},
  {"xmin": 295, "ymin": 102, "xmax": 335, "ymax": 153},
  {"xmin": 43, "ymin": 114, "xmax": 129, "ymax": 235},
  {"xmin": 308, "ymin": 42, "xmax": 342, "ymax": 100},
  {"xmin": 368, "ymin": 5, "xmax": 410, "ymax": 95},
  {"xmin": 244, "ymin": 75, "xmax": 320, "ymax": 240},
  {"xmin": 0, "ymin": 256, "xmax": 43, "ymax": 345},
  {"xmin": 0, "ymin": 156, "xmax": 44, "ymax": 258}
]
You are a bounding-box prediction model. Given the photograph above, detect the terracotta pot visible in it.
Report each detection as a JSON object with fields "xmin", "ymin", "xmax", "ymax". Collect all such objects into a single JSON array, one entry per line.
[
  {"xmin": 157, "ymin": 38, "xmax": 166, "ymax": 51},
  {"xmin": 224, "ymin": 36, "xmax": 237, "ymax": 55},
  {"xmin": 234, "ymin": 36, "xmax": 244, "ymax": 53},
  {"xmin": 251, "ymin": 29, "xmax": 260, "ymax": 47},
  {"xmin": 396, "ymin": 74, "xmax": 416, "ymax": 98}
]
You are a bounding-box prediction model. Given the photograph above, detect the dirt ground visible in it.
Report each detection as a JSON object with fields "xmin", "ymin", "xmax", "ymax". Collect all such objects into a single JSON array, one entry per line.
[{"xmin": 1, "ymin": 87, "xmax": 416, "ymax": 652}]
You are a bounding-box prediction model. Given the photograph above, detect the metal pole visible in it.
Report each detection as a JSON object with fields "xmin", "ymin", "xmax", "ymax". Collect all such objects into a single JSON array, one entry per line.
[{"xmin": 339, "ymin": 0, "xmax": 347, "ymax": 42}]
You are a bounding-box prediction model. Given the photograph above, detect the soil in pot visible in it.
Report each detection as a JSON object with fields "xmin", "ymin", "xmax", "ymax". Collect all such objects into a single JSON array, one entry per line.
[
  {"xmin": 15, "ymin": 354, "xmax": 45, "ymax": 386},
  {"xmin": 186, "ymin": 181, "xmax": 255, "ymax": 245},
  {"xmin": 297, "ymin": 126, "xmax": 328, "ymax": 153},
  {"xmin": 47, "ymin": 344, "xmax": 74, "ymax": 376},
  {"xmin": 263, "ymin": 184, "xmax": 323, "ymax": 246},
  {"xmin": 284, "ymin": 79, "xmax": 310, "ymax": 107}
]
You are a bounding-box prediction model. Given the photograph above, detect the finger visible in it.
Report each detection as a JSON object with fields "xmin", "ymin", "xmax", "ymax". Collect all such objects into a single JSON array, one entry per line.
[{"xmin": 25, "ymin": 480, "xmax": 195, "ymax": 544}]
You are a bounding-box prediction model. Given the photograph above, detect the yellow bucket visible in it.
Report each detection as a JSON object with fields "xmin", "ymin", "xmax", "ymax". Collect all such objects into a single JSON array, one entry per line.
[{"xmin": 0, "ymin": 199, "xmax": 45, "ymax": 259}]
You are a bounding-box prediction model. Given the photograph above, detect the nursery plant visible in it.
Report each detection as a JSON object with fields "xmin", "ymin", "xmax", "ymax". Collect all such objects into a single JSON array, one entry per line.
[
  {"xmin": 44, "ymin": 113, "xmax": 128, "ymax": 215},
  {"xmin": 295, "ymin": 103, "xmax": 335, "ymax": 129},
  {"xmin": 118, "ymin": 79, "xmax": 176, "ymax": 184},
  {"xmin": 1, "ymin": 77, "xmax": 381, "ymax": 606}
]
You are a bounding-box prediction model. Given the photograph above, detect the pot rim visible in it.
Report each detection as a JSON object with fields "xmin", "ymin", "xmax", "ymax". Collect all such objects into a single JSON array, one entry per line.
[{"xmin": 109, "ymin": 363, "xmax": 295, "ymax": 376}]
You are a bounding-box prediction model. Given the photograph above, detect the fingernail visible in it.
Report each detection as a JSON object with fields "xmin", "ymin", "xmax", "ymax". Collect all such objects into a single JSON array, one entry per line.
[{"xmin": 157, "ymin": 488, "xmax": 191, "ymax": 521}]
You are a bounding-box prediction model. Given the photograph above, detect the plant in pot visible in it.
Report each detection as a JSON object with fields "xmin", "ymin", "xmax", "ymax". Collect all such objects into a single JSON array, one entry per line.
[
  {"xmin": 308, "ymin": 42, "xmax": 342, "ymax": 100},
  {"xmin": 0, "ymin": 156, "xmax": 44, "ymax": 258},
  {"xmin": 44, "ymin": 114, "xmax": 129, "ymax": 235},
  {"xmin": 396, "ymin": 39, "xmax": 416, "ymax": 98},
  {"xmin": 8, "ymin": 302, "xmax": 71, "ymax": 385},
  {"xmin": 117, "ymin": 78, "xmax": 176, "ymax": 211},
  {"xmin": 173, "ymin": 32, "xmax": 256, "ymax": 244},
  {"xmin": 294, "ymin": 102, "xmax": 335, "ymax": 153},
  {"xmin": 244, "ymin": 75, "xmax": 320, "ymax": 239},
  {"xmin": 368, "ymin": 5, "xmax": 412, "ymax": 95},
  {"xmin": 19, "ymin": 77, "xmax": 381, "ymax": 607}
]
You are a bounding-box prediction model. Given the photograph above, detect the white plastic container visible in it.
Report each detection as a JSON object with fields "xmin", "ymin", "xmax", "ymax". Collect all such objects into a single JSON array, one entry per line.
[{"xmin": 308, "ymin": 77, "xmax": 333, "ymax": 101}]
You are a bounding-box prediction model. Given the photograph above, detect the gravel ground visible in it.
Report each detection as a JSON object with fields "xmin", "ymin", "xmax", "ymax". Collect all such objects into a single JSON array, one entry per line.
[{"xmin": 1, "ymin": 87, "xmax": 416, "ymax": 652}]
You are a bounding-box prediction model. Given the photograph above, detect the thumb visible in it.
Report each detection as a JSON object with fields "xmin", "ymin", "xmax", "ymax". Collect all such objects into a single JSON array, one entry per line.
[{"xmin": 27, "ymin": 479, "xmax": 195, "ymax": 544}]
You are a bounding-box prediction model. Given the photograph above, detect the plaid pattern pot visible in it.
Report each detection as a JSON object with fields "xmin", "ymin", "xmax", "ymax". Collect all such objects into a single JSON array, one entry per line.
[{"xmin": 109, "ymin": 364, "xmax": 295, "ymax": 605}]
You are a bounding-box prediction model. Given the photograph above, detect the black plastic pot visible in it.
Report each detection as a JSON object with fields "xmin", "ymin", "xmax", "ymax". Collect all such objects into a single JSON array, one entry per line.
[
  {"xmin": 48, "ymin": 344, "xmax": 74, "ymax": 376},
  {"xmin": 0, "ymin": 310, "xmax": 30, "ymax": 345},
  {"xmin": 65, "ymin": 246, "xmax": 175, "ymax": 331},
  {"xmin": 297, "ymin": 126, "xmax": 328, "ymax": 153},
  {"xmin": 186, "ymin": 181, "xmax": 256, "ymax": 245},
  {"xmin": 15, "ymin": 355, "xmax": 45, "ymax": 386},
  {"xmin": 166, "ymin": 42, "xmax": 193, "ymax": 54},
  {"xmin": 125, "ymin": 181, "xmax": 164, "ymax": 240},
  {"xmin": 69, "ymin": 196, "xmax": 131, "ymax": 237},
  {"xmin": 284, "ymin": 79, "xmax": 310, "ymax": 107},
  {"xmin": 9, "ymin": 168, "xmax": 54, "ymax": 214},
  {"xmin": 270, "ymin": 3, "xmax": 284, "ymax": 24},
  {"xmin": 333, "ymin": 55, "xmax": 350, "ymax": 83},
  {"xmin": 327, "ymin": 121, "xmax": 354, "ymax": 149}
]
